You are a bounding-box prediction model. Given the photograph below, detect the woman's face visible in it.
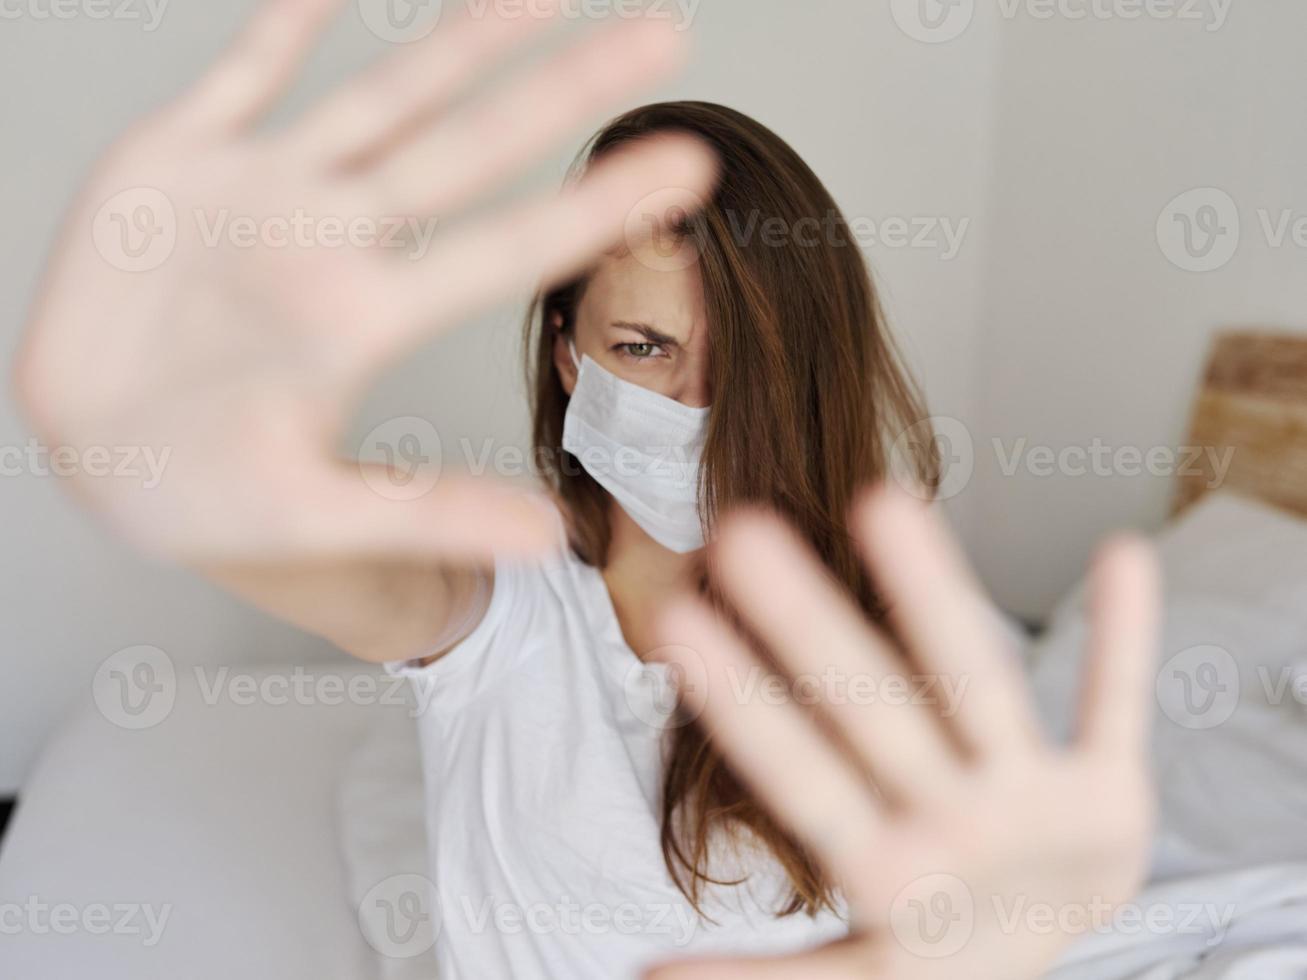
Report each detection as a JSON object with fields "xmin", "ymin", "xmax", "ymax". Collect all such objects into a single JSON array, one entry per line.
[{"xmin": 553, "ymin": 245, "xmax": 712, "ymax": 408}]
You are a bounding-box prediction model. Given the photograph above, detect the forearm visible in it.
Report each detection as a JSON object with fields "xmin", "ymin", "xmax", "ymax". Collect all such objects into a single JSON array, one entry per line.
[{"xmin": 197, "ymin": 559, "xmax": 486, "ymax": 664}]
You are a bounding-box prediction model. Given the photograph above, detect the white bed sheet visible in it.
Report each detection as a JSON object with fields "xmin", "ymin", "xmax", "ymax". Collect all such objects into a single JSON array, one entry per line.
[
  {"xmin": 0, "ymin": 664, "xmax": 391, "ymax": 980},
  {"xmin": 1031, "ymin": 492, "xmax": 1307, "ymax": 978}
]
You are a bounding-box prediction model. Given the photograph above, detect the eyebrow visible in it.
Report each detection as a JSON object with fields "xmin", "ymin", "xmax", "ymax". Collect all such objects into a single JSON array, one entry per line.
[{"xmin": 611, "ymin": 321, "xmax": 680, "ymax": 346}]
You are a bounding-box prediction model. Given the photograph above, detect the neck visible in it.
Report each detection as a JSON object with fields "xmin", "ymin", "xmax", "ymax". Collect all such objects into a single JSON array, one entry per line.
[{"xmin": 601, "ymin": 502, "xmax": 700, "ymax": 658}]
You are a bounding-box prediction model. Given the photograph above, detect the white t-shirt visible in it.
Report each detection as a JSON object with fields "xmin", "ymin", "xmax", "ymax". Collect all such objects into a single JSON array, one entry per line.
[{"xmin": 389, "ymin": 534, "xmax": 848, "ymax": 980}]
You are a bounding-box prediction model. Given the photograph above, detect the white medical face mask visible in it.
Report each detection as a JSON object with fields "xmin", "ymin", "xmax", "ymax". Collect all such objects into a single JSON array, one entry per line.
[{"xmin": 561, "ymin": 342, "xmax": 709, "ymax": 553}]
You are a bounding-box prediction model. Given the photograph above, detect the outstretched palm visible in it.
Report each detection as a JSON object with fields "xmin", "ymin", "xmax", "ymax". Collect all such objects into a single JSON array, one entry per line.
[
  {"xmin": 651, "ymin": 487, "xmax": 1160, "ymax": 980},
  {"xmin": 16, "ymin": 0, "xmax": 714, "ymax": 563}
]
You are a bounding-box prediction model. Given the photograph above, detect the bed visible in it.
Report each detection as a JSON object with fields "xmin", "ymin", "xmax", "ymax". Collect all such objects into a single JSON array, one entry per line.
[
  {"xmin": 1171, "ymin": 330, "xmax": 1307, "ymax": 522},
  {"xmin": 1036, "ymin": 329, "xmax": 1307, "ymax": 978},
  {"xmin": 0, "ymin": 664, "xmax": 400, "ymax": 980},
  {"xmin": 1, "ymin": 330, "xmax": 1305, "ymax": 980}
]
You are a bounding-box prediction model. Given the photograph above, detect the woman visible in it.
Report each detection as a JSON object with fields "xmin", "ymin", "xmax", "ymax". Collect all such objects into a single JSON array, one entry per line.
[
  {"xmin": 370, "ymin": 97, "xmax": 939, "ymax": 974},
  {"xmin": 13, "ymin": 1, "xmax": 1160, "ymax": 978}
]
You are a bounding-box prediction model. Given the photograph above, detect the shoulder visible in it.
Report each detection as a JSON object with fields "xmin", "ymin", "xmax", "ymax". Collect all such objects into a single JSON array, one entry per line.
[
  {"xmin": 388, "ymin": 498, "xmax": 599, "ymax": 697},
  {"xmin": 509, "ymin": 495, "xmax": 598, "ymax": 606}
]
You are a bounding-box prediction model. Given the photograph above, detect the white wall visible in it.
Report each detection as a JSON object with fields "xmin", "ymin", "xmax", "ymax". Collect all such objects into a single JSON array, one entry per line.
[
  {"xmin": 0, "ymin": 1, "xmax": 997, "ymax": 791},
  {"xmin": 970, "ymin": 0, "xmax": 1307, "ymax": 617}
]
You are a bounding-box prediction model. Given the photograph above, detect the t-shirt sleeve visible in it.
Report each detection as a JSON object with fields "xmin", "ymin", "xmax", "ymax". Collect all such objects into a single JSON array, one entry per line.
[{"xmin": 383, "ymin": 553, "xmax": 542, "ymax": 710}]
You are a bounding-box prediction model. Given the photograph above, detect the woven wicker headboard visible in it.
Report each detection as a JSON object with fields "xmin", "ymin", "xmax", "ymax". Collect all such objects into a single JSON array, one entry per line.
[{"xmin": 1172, "ymin": 330, "xmax": 1307, "ymax": 519}]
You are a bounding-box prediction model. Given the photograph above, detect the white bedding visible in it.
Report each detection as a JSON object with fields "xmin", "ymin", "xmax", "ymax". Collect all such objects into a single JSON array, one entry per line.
[
  {"xmin": 1032, "ymin": 493, "xmax": 1307, "ymax": 978},
  {"xmin": 0, "ymin": 664, "xmax": 392, "ymax": 980},
  {"xmin": 1045, "ymin": 861, "xmax": 1307, "ymax": 979}
]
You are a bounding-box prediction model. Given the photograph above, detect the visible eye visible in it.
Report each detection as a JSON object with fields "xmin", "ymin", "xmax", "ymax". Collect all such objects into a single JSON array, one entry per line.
[{"xmin": 616, "ymin": 342, "xmax": 667, "ymax": 361}]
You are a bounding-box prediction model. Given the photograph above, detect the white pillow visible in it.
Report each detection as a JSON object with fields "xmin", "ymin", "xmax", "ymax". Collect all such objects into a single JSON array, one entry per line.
[
  {"xmin": 1043, "ymin": 491, "xmax": 1307, "ymax": 634},
  {"xmin": 1028, "ymin": 491, "xmax": 1307, "ymax": 879},
  {"xmin": 1152, "ymin": 492, "xmax": 1307, "ymax": 618}
]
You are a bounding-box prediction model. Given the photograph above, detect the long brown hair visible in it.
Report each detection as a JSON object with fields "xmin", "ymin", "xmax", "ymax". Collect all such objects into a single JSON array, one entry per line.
[{"xmin": 525, "ymin": 101, "xmax": 938, "ymax": 916}]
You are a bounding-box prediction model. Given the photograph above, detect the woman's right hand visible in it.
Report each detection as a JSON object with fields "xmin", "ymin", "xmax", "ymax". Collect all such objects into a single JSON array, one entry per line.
[
  {"xmin": 650, "ymin": 488, "xmax": 1160, "ymax": 980},
  {"xmin": 14, "ymin": 0, "xmax": 714, "ymax": 565}
]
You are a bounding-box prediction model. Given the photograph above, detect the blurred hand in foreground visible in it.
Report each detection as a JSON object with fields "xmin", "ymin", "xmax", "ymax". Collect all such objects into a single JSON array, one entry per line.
[
  {"xmin": 650, "ymin": 486, "xmax": 1160, "ymax": 980},
  {"xmin": 14, "ymin": 0, "xmax": 715, "ymax": 564}
]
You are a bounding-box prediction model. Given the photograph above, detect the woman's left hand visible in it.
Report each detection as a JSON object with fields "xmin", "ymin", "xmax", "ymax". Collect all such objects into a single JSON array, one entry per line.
[{"xmin": 647, "ymin": 486, "xmax": 1160, "ymax": 980}]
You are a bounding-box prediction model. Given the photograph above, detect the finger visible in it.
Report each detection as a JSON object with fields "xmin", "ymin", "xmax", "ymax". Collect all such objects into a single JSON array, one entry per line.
[
  {"xmin": 369, "ymin": 133, "xmax": 717, "ymax": 363},
  {"xmin": 178, "ymin": 0, "xmax": 345, "ymax": 134},
  {"xmin": 645, "ymin": 939, "xmax": 875, "ymax": 980},
  {"xmin": 712, "ymin": 512, "xmax": 962, "ymax": 804},
  {"xmin": 368, "ymin": 16, "xmax": 690, "ymax": 217},
  {"xmin": 287, "ymin": 467, "xmax": 560, "ymax": 561},
  {"xmin": 852, "ymin": 485, "xmax": 1041, "ymax": 758},
  {"xmin": 1077, "ymin": 534, "xmax": 1161, "ymax": 757},
  {"xmin": 654, "ymin": 597, "xmax": 883, "ymax": 883},
  {"xmin": 288, "ymin": 0, "xmax": 563, "ymax": 165}
]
